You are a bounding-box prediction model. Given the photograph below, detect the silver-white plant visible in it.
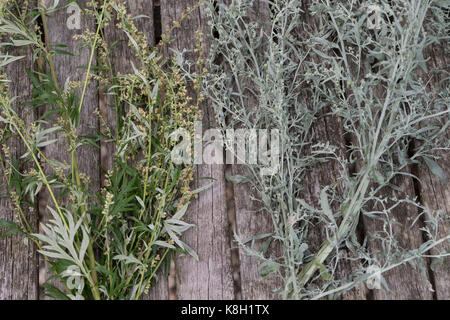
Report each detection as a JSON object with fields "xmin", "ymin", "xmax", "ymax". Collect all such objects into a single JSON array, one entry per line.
[{"xmin": 177, "ymin": 0, "xmax": 450, "ymax": 299}]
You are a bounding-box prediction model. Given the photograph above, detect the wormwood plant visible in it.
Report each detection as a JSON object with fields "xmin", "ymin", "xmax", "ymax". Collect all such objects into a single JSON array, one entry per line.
[
  {"xmin": 0, "ymin": 0, "xmax": 201, "ymax": 299},
  {"xmin": 178, "ymin": 0, "xmax": 450, "ymax": 299}
]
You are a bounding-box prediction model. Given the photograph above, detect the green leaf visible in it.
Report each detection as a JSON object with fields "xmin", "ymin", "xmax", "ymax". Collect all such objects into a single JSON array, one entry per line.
[
  {"xmin": 51, "ymin": 49, "xmax": 75, "ymax": 56},
  {"xmin": 314, "ymin": 259, "xmax": 333, "ymax": 281},
  {"xmin": 11, "ymin": 39, "xmax": 35, "ymax": 46},
  {"xmin": 36, "ymin": 139, "xmax": 58, "ymax": 148},
  {"xmin": 79, "ymin": 228, "xmax": 89, "ymax": 263},
  {"xmin": 0, "ymin": 219, "xmax": 23, "ymax": 238},
  {"xmin": 242, "ymin": 233, "xmax": 273, "ymax": 244},
  {"xmin": 181, "ymin": 242, "xmax": 199, "ymax": 261},
  {"xmin": 172, "ymin": 203, "xmax": 189, "ymax": 220},
  {"xmin": 191, "ymin": 180, "xmax": 215, "ymax": 194},
  {"xmin": 42, "ymin": 283, "xmax": 70, "ymax": 300},
  {"xmin": 135, "ymin": 195, "xmax": 145, "ymax": 209},
  {"xmin": 0, "ymin": 55, "xmax": 25, "ymax": 67}
]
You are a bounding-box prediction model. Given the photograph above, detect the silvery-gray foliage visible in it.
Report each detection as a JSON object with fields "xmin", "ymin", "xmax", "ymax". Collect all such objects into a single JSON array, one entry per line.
[{"xmin": 177, "ymin": 0, "xmax": 449, "ymax": 299}]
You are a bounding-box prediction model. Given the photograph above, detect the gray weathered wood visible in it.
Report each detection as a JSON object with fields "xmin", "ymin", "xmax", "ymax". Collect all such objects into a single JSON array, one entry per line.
[
  {"xmin": 0, "ymin": 0, "xmax": 448, "ymax": 301},
  {"xmin": 0, "ymin": 41, "xmax": 39, "ymax": 300},
  {"xmin": 357, "ymin": 52, "xmax": 434, "ymax": 301},
  {"xmin": 102, "ymin": 0, "xmax": 155, "ymax": 173},
  {"xmin": 320, "ymin": 0, "xmax": 434, "ymax": 300},
  {"xmin": 362, "ymin": 173, "xmax": 434, "ymax": 299},
  {"xmin": 415, "ymin": 41, "xmax": 450, "ymax": 300},
  {"xmin": 39, "ymin": 0, "xmax": 100, "ymax": 299},
  {"xmin": 418, "ymin": 150, "xmax": 450, "ymax": 300},
  {"xmin": 160, "ymin": 0, "xmax": 235, "ymax": 300}
]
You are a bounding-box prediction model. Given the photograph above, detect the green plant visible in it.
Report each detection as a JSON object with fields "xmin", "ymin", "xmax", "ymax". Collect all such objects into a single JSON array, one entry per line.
[
  {"xmin": 179, "ymin": 0, "xmax": 450, "ymax": 299},
  {"xmin": 0, "ymin": 0, "xmax": 201, "ymax": 300}
]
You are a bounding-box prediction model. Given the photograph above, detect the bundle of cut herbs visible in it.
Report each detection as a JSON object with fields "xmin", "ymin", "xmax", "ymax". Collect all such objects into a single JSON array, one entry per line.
[{"xmin": 0, "ymin": 0, "xmax": 201, "ymax": 299}]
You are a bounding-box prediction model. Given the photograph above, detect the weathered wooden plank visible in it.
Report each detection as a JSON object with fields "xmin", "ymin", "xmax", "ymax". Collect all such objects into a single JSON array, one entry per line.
[
  {"xmin": 302, "ymin": 111, "xmax": 368, "ymax": 301},
  {"xmin": 415, "ymin": 41, "xmax": 449, "ymax": 300},
  {"xmin": 362, "ymin": 173, "xmax": 434, "ymax": 300},
  {"xmin": 350, "ymin": 63, "xmax": 433, "ymax": 297},
  {"xmin": 418, "ymin": 149, "xmax": 450, "ymax": 300},
  {"xmin": 232, "ymin": 167, "xmax": 284, "ymax": 300},
  {"xmin": 294, "ymin": 0, "xmax": 436, "ymax": 300},
  {"xmin": 0, "ymin": 39, "xmax": 39, "ymax": 300},
  {"xmin": 160, "ymin": 0, "xmax": 235, "ymax": 300},
  {"xmin": 0, "ymin": 0, "xmax": 446, "ymax": 302},
  {"xmin": 102, "ymin": 0, "xmax": 168, "ymax": 300},
  {"xmin": 39, "ymin": 0, "xmax": 100, "ymax": 299},
  {"xmin": 229, "ymin": 0, "xmax": 364, "ymax": 300}
]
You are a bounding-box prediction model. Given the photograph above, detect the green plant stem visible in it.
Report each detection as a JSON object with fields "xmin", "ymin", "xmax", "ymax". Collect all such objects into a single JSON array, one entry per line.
[
  {"xmin": 2, "ymin": 100, "xmax": 67, "ymax": 229},
  {"xmin": 139, "ymin": 90, "xmax": 154, "ymax": 221},
  {"xmin": 38, "ymin": 4, "xmax": 60, "ymax": 92},
  {"xmin": 39, "ymin": 2, "xmax": 101, "ymax": 300},
  {"xmin": 135, "ymin": 248, "xmax": 169, "ymax": 300},
  {"xmin": 311, "ymin": 234, "xmax": 450, "ymax": 300},
  {"xmin": 2, "ymin": 99, "xmax": 101, "ymax": 297},
  {"xmin": 134, "ymin": 171, "xmax": 171, "ymax": 298},
  {"xmin": 77, "ymin": 0, "xmax": 108, "ymax": 115},
  {"xmin": 297, "ymin": 97, "xmax": 400, "ymax": 288},
  {"xmin": 129, "ymin": 164, "xmax": 172, "ymax": 298}
]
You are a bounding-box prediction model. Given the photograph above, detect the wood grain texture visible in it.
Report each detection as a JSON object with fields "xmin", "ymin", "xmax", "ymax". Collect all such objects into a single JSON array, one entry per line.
[
  {"xmin": 303, "ymin": 110, "xmax": 369, "ymax": 301},
  {"xmin": 0, "ymin": 0, "xmax": 448, "ymax": 301},
  {"xmin": 311, "ymin": 0, "xmax": 436, "ymax": 300},
  {"xmin": 0, "ymin": 43, "xmax": 39, "ymax": 300},
  {"xmin": 354, "ymin": 78, "xmax": 433, "ymax": 297},
  {"xmin": 160, "ymin": 0, "xmax": 235, "ymax": 300},
  {"xmin": 232, "ymin": 166, "xmax": 284, "ymax": 300},
  {"xmin": 39, "ymin": 0, "xmax": 100, "ymax": 299},
  {"xmin": 357, "ymin": 50, "xmax": 434, "ymax": 301},
  {"xmin": 362, "ymin": 174, "xmax": 434, "ymax": 300},
  {"xmin": 418, "ymin": 151, "xmax": 450, "ymax": 300},
  {"xmin": 415, "ymin": 40, "xmax": 450, "ymax": 300}
]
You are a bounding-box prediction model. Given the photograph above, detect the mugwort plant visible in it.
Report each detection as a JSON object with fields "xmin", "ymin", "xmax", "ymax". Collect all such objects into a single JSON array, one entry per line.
[{"xmin": 0, "ymin": 0, "xmax": 202, "ymax": 299}]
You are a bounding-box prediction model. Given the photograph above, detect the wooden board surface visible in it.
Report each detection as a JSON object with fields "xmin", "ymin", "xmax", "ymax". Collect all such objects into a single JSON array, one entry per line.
[
  {"xmin": 415, "ymin": 39, "xmax": 450, "ymax": 300},
  {"xmin": 0, "ymin": 0, "xmax": 448, "ymax": 300},
  {"xmin": 39, "ymin": 0, "xmax": 101, "ymax": 299},
  {"xmin": 0, "ymin": 33, "xmax": 39, "ymax": 300},
  {"xmin": 160, "ymin": 0, "xmax": 235, "ymax": 300}
]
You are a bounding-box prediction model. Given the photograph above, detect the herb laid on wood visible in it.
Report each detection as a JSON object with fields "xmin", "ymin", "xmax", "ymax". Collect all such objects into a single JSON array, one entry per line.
[
  {"xmin": 0, "ymin": 0, "xmax": 201, "ymax": 300},
  {"xmin": 177, "ymin": 0, "xmax": 450, "ymax": 299}
]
